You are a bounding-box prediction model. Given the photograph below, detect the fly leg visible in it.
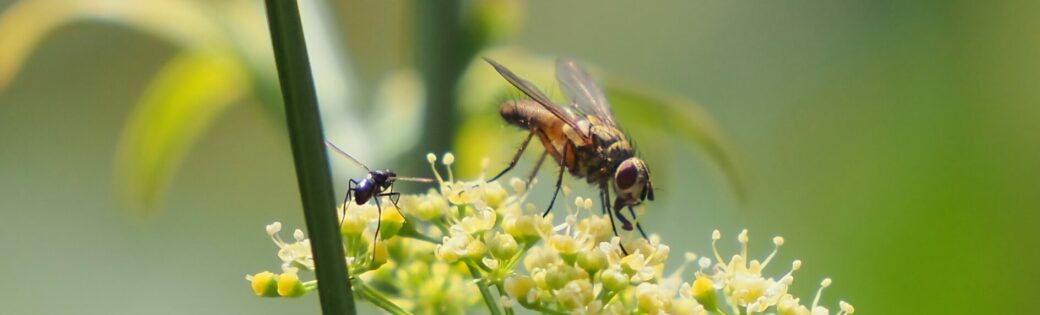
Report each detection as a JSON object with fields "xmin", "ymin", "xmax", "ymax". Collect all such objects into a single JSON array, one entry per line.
[
  {"xmin": 525, "ymin": 151, "xmax": 548, "ymax": 190},
  {"xmin": 372, "ymin": 195, "xmax": 384, "ymax": 261},
  {"xmin": 627, "ymin": 206, "xmax": 650, "ymax": 240},
  {"xmin": 340, "ymin": 179, "xmax": 357, "ymax": 226},
  {"xmin": 602, "ymin": 186, "xmax": 629, "ymax": 255},
  {"xmin": 613, "ymin": 197, "xmax": 634, "ymax": 231},
  {"xmin": 542, "ymin": 143, "xmax": 569, "ymax": 217},
  {"xmin": 384, "ymin": 184, "xmax": 405, "ymax": 220},
  {"xmin": 489, "ymin": 132, "xmax": 535, "ymax": 182}
]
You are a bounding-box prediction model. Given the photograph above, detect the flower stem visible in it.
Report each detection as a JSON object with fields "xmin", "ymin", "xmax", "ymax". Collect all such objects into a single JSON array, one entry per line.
[
  {"xmin": 490, "ymin": 284, "xmax": 515, "ymax": 315},
  {"xmin": 465, "ymin": 259, "xmax": 504, "ymax": 315},
  {"xmin": 528, "ymin": 304, "xmax": 568, "ymax": 315},
  {"xmin": 352, "ymin": 280, "xmax": 412, "ymax": 315},
  {"xmin": 262, "ymin": 0, "xmax": 355, "ymax": 314}
]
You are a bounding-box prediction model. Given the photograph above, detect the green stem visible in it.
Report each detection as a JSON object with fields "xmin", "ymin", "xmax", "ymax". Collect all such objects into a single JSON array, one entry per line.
[
  {"xmin": 353, "ymin": 280, "xmax": 412, "ymax": 315},
  {"xmin": 406, "ymin": 0, "xmax": 481, "ymax": 173},
  {"xmin": 491, "ymin": 283, "xmax": 515, "ymax": 315},
  {"xmin": 527, "ymin": 304, "xmax": 568, "ymax": 315},
  {"xmin": 262, "ymin": 1, "xmax": 355, "ymax": 314},
  {"xmin": 465, "ymin": 259, "xmax": 504, "ymax": 315}
]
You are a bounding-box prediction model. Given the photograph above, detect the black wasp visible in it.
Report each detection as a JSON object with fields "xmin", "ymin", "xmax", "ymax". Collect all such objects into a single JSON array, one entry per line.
[{"xmin": 325, "ymin": 141, "xmax": 432, "ymax": 244}]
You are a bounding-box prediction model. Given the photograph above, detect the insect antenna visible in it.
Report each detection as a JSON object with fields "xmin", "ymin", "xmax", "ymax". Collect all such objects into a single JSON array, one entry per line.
[{"xmin": 392, "ymin": 176, "xmax": 434, "ymax": 183}]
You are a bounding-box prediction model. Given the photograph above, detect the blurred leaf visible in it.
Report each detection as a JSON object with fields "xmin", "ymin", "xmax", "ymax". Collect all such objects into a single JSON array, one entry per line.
[
  {"xmin": 113, "ymin": 49, "xmax": 247, "ymax": 216},
  {"xmin": 605, "ymin": 81, "xmax": 748, "ymax": 202},
  {"xmin": 456, "ymin": 48, "xmax": 746, "ymax": 200},
  {"xmin": 0, "ymin": 0, "xmax": 221, "ymax": 89}
]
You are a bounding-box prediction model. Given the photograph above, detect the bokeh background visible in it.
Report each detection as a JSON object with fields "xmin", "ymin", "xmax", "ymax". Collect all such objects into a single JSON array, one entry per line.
[{"xmin": 2, "ymin": 0, "xmax": 1037, "ymax": 314}]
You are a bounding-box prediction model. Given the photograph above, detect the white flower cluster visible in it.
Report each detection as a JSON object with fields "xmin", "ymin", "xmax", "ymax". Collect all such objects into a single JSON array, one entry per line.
[{"xmin": 246, "ymin": 153, "xmax": 854, "ymax": 315}]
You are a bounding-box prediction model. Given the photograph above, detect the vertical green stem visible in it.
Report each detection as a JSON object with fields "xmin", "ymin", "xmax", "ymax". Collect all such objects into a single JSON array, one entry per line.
[
  {"xmin": 407, "ymin": 0, "xmax": 480, "ymax": 171},
  {"xmin": 465, "ymin": 260, "xmax": 504, "ymax": 315},
  {"xmin": 262, "ymin": 1, "xmax": 356, "ymax": 314},
  {"xmin": 492, "ymin": 282, "xmax": 516, "ymax": 315}
]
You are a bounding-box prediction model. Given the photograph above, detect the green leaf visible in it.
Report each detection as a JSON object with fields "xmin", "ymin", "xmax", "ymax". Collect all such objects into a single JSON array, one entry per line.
[
  {"xmin": 0, "ymin": 0, "xmax": 222, "ymax": 89},
  {"xmin": 113, "ymin": 49, "xmax": 247, "ymax": 216}
]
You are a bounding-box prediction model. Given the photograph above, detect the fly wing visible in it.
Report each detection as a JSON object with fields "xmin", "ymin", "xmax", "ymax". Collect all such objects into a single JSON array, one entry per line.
[
  {"xmin": 556, "ymin": 58, "xmax": 617, "ymax": 126},
  {"xmin": 325, "ymin": 141, "xmax": 371, "ymax": 172},
  {"xmin": 484, "ymin": 58, "xmax": 589, "ymax": 139}
]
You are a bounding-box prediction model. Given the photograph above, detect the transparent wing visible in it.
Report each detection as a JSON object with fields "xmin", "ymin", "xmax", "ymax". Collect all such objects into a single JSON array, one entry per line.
[
  {"xmin": 484, "ymin": 58, "xmax": 588, "ymax": 138},
  {"xmin": 556, "ymin": 58, "xmax": 617, "ymax": 126},
  {"xmin": 325, "ymin": 141, "xmax": 371, "ymax": 172}
]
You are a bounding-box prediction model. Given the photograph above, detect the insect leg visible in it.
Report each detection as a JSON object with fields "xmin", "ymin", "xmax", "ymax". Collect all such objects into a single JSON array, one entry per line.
[
  {"xmin": 489, "ymin": 132, "xmax": 536, "ymax": 182},
  {"xmin": 385, "ymin": 184, "xmax": 405, "ymax": 219},
  {"xmin": 379, "ymin": 190, "xmax": 405, "ymax": 220},
  {"xmin": 602, "ymin": 186, "xmax": 628, "ymax": 255},
  {"xmin": 612, "ymin": 197, "xmax": 634, "ymax": 231},
  {"xmin": 525, "ymin": 151, "xmax": 548, "ymax": 189},
  {"xmin": 340, "ymin": 179, "xmax": 358, "ymax": 226},
  {"xmin": 542, "ymin": 143, "xmax": 569, "ymax": 217},
  {"xmin": 627, "ymin": 206, "xmax": 650, "ymax": 240},
  {"xmin": 372, "ymin": 195, "xmax": 383, "ymax": 261}
]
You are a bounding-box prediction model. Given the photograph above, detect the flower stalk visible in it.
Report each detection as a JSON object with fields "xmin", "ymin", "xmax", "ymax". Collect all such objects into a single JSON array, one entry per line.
[{"xmin": 261, "ymin": 0, "xmax": 355, "ymax": 313}]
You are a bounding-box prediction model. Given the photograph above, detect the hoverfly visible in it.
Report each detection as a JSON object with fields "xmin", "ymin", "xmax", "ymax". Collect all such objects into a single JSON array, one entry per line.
[
  {"xmin": 483, "ymin": 58, "xmax": 655, "ymax": 249},
  {"xmin": 325, "ymin": 141, "xmax": 432, "ymax": 245}
]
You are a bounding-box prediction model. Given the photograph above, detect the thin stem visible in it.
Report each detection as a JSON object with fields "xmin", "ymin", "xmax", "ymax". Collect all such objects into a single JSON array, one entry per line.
[
  {"xmin": 465, "ymin": 259, "xmax": 504, "ymax": 315},
  {"xmin": 491, "ymin": 282, "xmax": 516, "ymax": 315},
  {"xmin": 353, "ymin": 280, "xmax": 413, "ymax": 315},
  {"xmin": 528, "ymin": 304, "xmax": 568, "ymax": 315},
  {"xmin": 262, "ymin": 1, "xmax": 355, "ymax": 314}
]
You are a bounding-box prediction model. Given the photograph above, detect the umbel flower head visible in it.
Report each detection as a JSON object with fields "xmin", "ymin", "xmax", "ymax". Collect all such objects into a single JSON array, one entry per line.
[{"xmin": 247, "ymin": 153, "xmax": 855, "ymax": 315}]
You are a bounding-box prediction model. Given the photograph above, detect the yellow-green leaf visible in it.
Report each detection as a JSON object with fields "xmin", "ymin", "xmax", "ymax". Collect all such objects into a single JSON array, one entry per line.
[
  {"xmin": 113, "ymin": 49, "xmax": 247, "ymax": 216},
  {"xmin": 0, "ymin": 0, "xmax": 220, "ymax": 89}
]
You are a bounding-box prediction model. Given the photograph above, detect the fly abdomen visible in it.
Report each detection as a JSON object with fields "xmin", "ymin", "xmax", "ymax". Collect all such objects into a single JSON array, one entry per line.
[{"xmin": 500, "ymin": 99, "xmax": 561, "ymax": 130}]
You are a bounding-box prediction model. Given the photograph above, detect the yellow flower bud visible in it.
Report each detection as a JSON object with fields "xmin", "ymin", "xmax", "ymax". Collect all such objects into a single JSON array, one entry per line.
[
  {"xmin": 489, "ymin": 233, "xmax": 520, "ymax": 260},
  {"xmin": 577, "ymin": 249, "xmax": 608, "ymax": 275},
  {"xmin": 504, "ymin": 275, "xmax": 536, "ymax": 304},
  {"xmin": 378, "ymin": 208, "xmax": 405, "ymax": 240},
  {"xmin": 465, "ymin": 239, "xmax": 488, "ymax": 259},
  {"xmin": 371, "ymin": 242, "xmax": 389, "ymax": 268},
  {"xmin": 340, "ymin": 211, "xmax": 366, "ymax": 238},
  {"xmin": 248, "ymin": 271, "xmax": 278, "ymax": 297},
  {"xmin": 691, "ymin": 276, "xmax": 718, "ymax": 311},
  {"xmin": 601, "ymin": 268, "xmax": 628, "ymax": 292},
  {"xmin": 557, "ymin": 279, "xmax": 594, "ymax": 310},
  {"xmin": 276, "ymin": 270, "xmax": 306, "ymax": 297},
  {"xmin": 503, "ymin": 214, "xmax": 551, "ymax": 243},
  {"xmin": 411, "ymin": 192, "xmax": 448, "ymax": 221},
  {"xmin": 545, "ymin": 264, "xmax": 575, "ymax": 290},
  {"xmin": 636, "ymin": 283, "xmax": 666, "ymax": 314},
  {"xmin": 482, "ymin": 181, "xmax": 508, "ymax": 208},
  {"xmin": 550, "ymin": 234, "xmax": 579, "ymax": 264}
]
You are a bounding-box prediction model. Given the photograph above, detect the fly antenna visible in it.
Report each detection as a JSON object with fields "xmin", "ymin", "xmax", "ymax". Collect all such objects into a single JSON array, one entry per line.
[
  {"xmin": 393, "ymin": 176, "xmax": 434, "ymax": 183},
  {"xmin": 325, "ymin": 140, "xmax": 372, "ymax": 172}
]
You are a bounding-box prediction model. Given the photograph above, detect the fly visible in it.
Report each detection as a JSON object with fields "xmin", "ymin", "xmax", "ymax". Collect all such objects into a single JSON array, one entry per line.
[
  {"xmin": 484, "ymin": 58, "xmax": 655, "ymax": 253},
  {"xmin": 325, "ymin": 141, "xmax": 432, "ymax": 250}
]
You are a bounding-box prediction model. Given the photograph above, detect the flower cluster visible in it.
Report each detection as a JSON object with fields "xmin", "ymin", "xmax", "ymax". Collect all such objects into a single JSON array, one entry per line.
[{"xmin": 247, "ymin": 153, "xmax": 854, "ymax": 315}]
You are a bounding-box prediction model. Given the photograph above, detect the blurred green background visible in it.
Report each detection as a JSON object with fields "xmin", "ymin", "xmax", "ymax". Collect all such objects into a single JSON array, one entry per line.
[{"xmin": 1, "ymin": 0, "xmax": 1037, "ymax": 314}]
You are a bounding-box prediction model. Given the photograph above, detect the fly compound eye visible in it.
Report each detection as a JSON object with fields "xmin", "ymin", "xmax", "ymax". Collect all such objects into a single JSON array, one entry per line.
[{"xmin": 615, "ymin": 161, "xmax": 639, "ymax": 190}]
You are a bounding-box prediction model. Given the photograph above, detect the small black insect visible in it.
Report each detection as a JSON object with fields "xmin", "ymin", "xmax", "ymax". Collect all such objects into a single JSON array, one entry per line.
[{"xmin": 325, "ymin": 141, "xmax": 432, "ymax": 245}]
